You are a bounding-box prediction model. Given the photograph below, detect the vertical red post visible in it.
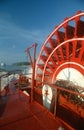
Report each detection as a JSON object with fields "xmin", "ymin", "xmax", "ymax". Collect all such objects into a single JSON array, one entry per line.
[
  {"xmin": 25, "ymin": 43, "xmax": 37, "ymax": 102},
  {"xmin": 0, "ymin": 77, "xmax": 1, "ymax": 98},
  {"xmin": 31, "ymin": 43, "xmax": 37, "ymax": 102},
  {"xmin": 54, "ymin": 87, "xmax": 58, "ymax": 118}
]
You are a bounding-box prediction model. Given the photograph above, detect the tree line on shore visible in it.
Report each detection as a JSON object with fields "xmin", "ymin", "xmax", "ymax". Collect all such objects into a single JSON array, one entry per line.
[{"xmin": 12, "ymin": 61, "xmax": 30, "ymax": 66}]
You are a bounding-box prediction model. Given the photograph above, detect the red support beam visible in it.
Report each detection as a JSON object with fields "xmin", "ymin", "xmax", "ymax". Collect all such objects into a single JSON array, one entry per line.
[{"xmin": 25, "ymin": 43, "xmax": 37, "ymax": 102}]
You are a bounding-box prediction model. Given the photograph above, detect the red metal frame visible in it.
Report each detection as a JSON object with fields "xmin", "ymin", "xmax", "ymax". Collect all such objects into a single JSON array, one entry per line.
[
  {"xmin": 0, "ymin": 11, "xmax": 84, "ymax": 130},
  {"xmin": 25, "ymin": 43, "xmax": 37, "ymax": 102},
  {"xmin": 35, "ymin": 11, "xmax": 84, "ymax": 120},
  {"xmin": 36, "ymin": 11, "xmax": 84, "ymax": 85}
]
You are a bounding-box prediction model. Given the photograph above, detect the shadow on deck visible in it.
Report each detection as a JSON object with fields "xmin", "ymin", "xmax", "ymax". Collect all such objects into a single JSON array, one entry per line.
[{"xmin": 0, "ymin": 86, "xmax": 71, "ymax": 130}]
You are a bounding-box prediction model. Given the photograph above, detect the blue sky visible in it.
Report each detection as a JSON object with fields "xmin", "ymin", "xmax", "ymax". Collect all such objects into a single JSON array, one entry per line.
[{"xmin": 0, "ymin": 0, "xmax": 84, "ymax": 65}]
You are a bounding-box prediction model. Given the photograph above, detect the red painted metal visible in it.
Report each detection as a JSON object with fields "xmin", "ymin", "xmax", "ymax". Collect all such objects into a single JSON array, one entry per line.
[
  {"xmin": 35, "ymin": 11, "xmax": 84, "ymax": 129},
  {"xmin": 36, "ymin": 11, "xmax": 84, "ymax": 84},
  {"xmin": 0, "ymin": 11, "xmax": 84, "ymax": 130},
  {"xmin": 0, "ymin": 82, "xmax": 72, "ymax": 130},
  {"xmin": 25, "ymin": 43, "xmax": 37, "ymax": 102}
]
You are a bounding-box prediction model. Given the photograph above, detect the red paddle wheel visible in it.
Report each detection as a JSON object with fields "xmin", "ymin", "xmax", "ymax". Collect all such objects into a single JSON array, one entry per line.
[{"xmin": 36, "ymin": 11, "xmax": 84, "ymax": 88}]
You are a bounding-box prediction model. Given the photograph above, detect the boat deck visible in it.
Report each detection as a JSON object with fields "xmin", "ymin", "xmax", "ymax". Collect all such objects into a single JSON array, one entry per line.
[{"xmin": 0, "ymin": 86, "xmax": 72, "ymax": 130}]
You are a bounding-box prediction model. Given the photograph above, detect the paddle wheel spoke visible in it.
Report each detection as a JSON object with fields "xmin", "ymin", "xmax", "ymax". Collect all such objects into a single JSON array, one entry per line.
[
  {"xmin": 36, "ymin": 11, "xmax": 84, "ymax": 90},
  {"xmin": 78, "ymin": 41, "xmax": 84, "ymax": 61}
]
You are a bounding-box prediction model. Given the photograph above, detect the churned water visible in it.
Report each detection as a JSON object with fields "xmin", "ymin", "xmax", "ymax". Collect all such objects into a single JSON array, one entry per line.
[{"xmin": 0, "ymin": 65, "xmax": 32, "ymax": 90}]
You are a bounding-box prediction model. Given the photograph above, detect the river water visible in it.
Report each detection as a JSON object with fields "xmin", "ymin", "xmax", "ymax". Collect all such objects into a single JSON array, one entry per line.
[{"xmin": 0, "ymin": 65, "xmax": 32, "ymax": 90}]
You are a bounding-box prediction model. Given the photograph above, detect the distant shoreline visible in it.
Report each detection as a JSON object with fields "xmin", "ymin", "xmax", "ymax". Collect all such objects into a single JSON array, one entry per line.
[{"xmin": 12, "ymin": 61, "xmax": 30, "ymax": 66}]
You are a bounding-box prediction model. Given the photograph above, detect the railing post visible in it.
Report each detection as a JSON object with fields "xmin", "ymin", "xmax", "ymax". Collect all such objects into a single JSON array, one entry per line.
[
  {"xmin": 31, "ymin": 43, "xmax": 37, "ymax": 102},
  {"xmin": 54, "ymin": 87, "xmax": 58, "ymax": 118},
  {"xmin": 25, "ymin": 43, "xmax": 37, "ymax": 102},
  {"xmin": 0, "ymin": 78, "xmax": 1, "ymax": 99}
]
